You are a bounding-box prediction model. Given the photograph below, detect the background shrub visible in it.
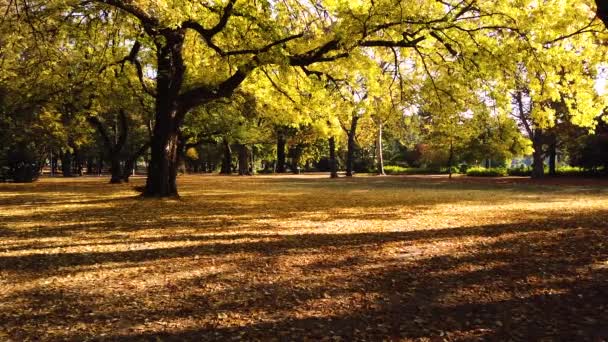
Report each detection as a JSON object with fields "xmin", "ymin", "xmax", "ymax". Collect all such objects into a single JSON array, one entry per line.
[
  {"xmin": 507, "ymin": 166, "xmax": 532, "ymax": 176},
  {"xmin": 2, "ymin": 147, "xmax": 41, "ymax": 183},
  {"xmin": 384, "ymin": 165, "xmax": 439, "ymax": 175},
  {"xmin": 466, "ymin": 166, "xmax": 507, "ymax": 177}
]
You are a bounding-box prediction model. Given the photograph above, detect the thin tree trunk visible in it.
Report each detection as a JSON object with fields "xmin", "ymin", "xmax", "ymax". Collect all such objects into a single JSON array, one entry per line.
[
  {"xmin": 447, "ymin": 139, "xmax": 454, "ymax": 179},
  {"xmin": 329, "ymin": 136, "xmax": 338, "ymax": 178},
  {"xmin": 97, "ymin": 153, "xmax": 104, "ymax": 175},
  {"xmin": 346, "ymin": 115, "xmax": 359, "ymax": 177},
  {"xmin": 51, "ymin": 151, "xmax": 57, "ymax": 176},
  {"xmin": 548, "ymin": 134, "xmax": 557, "ymax": 176},
  {"xmin": 88, "ymin": 110, "xmax": 129, "ymax": 183},
  {"xmin": 376, "ymin": 121, "xmax": 385, "ymax": 175},
  {"xmin": 276, "ymin": 129, "xmax": 287, "ymax": 173},
  {"xmin": 122, "ymin": 142, "xmax": 150, "ymax": 182}
]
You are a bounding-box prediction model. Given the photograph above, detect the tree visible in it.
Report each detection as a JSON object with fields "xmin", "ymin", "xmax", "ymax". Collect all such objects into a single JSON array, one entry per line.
[
  {"xmin": 6, "ymin": 0, "xmax": 605, "ymax": 190},
  {"xmin": 596, "ymin": 1, "xmax": 608, "ymax": 26},
  {"xmin": 74, "ymin": 0, "xmax": 536, "ymax": 195}
]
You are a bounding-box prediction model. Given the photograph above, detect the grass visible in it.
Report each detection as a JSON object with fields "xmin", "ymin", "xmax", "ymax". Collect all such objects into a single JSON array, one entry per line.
[{"xmin": 1, "ymin": 174, "xmax": 608, "ymax": 340}]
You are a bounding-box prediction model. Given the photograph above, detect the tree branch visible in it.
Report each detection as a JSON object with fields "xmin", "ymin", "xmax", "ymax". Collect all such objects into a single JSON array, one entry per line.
[
  {"xmin": 178, "ymin": 65, "xmax": 252, "ymax": 114},
  {"xmin": 87, "ymin": 116, "xmax": 115, "ymax": 153},
  {"xmin": 92, "ymin": 0, "xmax": 158, "ymax": 33},
  {"xmin": 181, "ymin": 0, "xmax": 237, "ymax": 52},
  {"xmin": 360, "ymin": 35, "xmax": 426, "ymax": 48},
  {"xmin": 543, "ymin": 17, "xmax": 603, "ymax": 45}
]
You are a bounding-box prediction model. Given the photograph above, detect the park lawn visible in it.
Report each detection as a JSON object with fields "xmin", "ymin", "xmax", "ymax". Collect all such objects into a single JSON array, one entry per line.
[{"xmin": 1, "ymin": 175, "xmax": 607, "ymax": 341}]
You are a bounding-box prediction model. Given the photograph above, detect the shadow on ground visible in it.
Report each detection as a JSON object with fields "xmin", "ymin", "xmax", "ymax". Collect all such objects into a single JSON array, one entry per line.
[{"xmin": 0, "ymin": 176, "xmax": 607, "ymax": 340}]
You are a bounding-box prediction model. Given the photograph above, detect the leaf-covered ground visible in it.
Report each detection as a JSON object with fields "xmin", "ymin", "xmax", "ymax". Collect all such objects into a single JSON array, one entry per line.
[{"xmin": 1, "ymin": 175, "xmax": 607, "ymax": 341}]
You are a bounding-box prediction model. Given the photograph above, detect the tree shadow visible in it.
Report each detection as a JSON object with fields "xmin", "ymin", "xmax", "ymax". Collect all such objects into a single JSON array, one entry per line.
[
  {"xmin": 2, "ymin": 176, "xmax": 608, "ymax": 340},
  {"xmin": 2, "ymin": 209, "xmax": 607, "ymax": 340}
]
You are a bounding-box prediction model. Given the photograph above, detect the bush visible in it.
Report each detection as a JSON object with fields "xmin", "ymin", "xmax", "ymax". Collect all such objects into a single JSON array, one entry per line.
[
  {"xmin": 384, "ymin": 165, "xmax": 439, "ymax": 175},
  {"xmin": 466, "ymin": 166, "xmax": 507, "ymax": 177},
  {"xmin": 1, "ymin": 148, "xmax": 41, "ymax": 183},
  {"xmin": 507, "ymin": 166, "xmax": 532, "ymax": 176},
  {"xmin": 507, "ymin": 165, "xmax": 602, "ymax": 177},
  {"xmin": 555, "ymin": 166, "xmax": 586, "ymax": 176}
]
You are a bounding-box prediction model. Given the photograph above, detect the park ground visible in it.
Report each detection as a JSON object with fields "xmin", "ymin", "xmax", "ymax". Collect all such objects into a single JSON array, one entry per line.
[{"xmin": 1, "ymin": 174, "xmax": 607, "ymax": 341}]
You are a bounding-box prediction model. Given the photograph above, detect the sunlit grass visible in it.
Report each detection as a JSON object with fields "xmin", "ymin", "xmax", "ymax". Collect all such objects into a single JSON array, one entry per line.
[{"xmin": 1, "ymin": 175, "xmax": 607, "ymax": 340}]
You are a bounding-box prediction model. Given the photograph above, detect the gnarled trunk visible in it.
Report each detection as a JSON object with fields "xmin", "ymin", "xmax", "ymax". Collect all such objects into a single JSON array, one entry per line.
[
  {"xmin": 145, "ymin": 127, "xmax": 180, "ymax": 196},
  {"xmin": 143, "ymin": 30, "xmax": 186, "ymax": 197}
]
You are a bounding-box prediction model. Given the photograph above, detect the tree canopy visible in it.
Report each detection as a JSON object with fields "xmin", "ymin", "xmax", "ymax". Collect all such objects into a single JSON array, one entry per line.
[{"xmin": 1, "ymin": 0, "xmax": 607, "ymax": 191}]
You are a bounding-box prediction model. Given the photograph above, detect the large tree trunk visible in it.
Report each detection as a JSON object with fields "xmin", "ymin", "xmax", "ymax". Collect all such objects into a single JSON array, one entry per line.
[
  {"xmin": 276, "ymin": 129, "xmax": 287, "ymax": 173},
  {"xmin": 250, "ymin": 145, "xmax": 256, "ymax": 175},
  {"xmin": 145, "ymin": 126, "xmax": 180, "ymax": 196},
  {"xmin": 329, "ymin": 136, "xmax": 338, "ymax": 178},
  {"xmin": 531, "ymin": 133, "xmax": 544, "ymax": 179},
  {"xmin": 109, "ymin": 156, "xmax": 123, "ymax": 184},
  {"xmin": 376, "ymin": 121, "xmax": 385, "ymax": 175},
  {"xmin": 143, "ymin": 30, "xmax": 186, "ymax": 197},
  {"xmin": 291, "ymin": 145, "xmax": 303, "ymax": 174},
  {"xmin": 221, "ymin": 138, "xmax": 232, "ymax": 175},
  {"xmin": 237, "ymin": 144, "xmax": 251, "ymax": 175},
  {"xmin": 596, "ymin": 0, "xmax": 608, "ymax": 27},
  {"xmin": 346, "ymin": 115, "xmax": 359, "ymax": 177},
  {"xmin": 61, "ymin": 151, "xmax": 73, "ymax": 177}
]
